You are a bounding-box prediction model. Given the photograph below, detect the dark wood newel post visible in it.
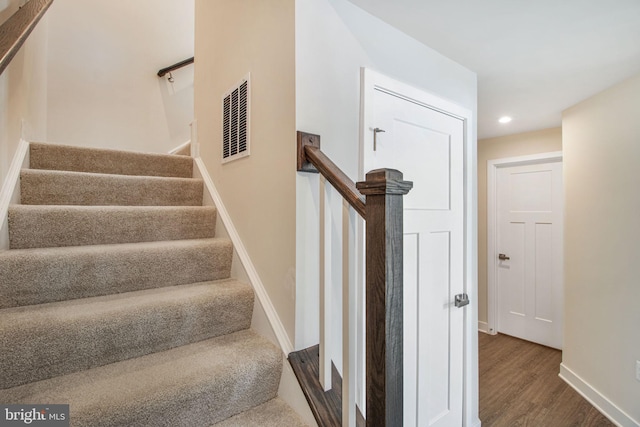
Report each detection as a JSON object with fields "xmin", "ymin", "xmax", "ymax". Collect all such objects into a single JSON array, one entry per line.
[{"xmin": 356, "ymin": 169, "xmax": 412, "ymax": 427}]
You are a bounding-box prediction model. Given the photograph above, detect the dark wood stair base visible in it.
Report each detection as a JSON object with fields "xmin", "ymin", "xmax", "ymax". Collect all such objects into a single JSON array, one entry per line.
[{"xmin": 288, "ymin": 345, "xmax": 365, "ymax": 427}]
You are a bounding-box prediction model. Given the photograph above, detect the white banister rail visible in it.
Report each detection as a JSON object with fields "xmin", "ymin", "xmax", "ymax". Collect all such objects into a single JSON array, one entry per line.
[
  {"xmin": 319, "ymin": 176, "xmax": 332, "ymax": 391},
  {"xmin": 342, "ymin": 200, "xmax": 358, "ymax": 425},
  {"xmin": 316, "ymin": 147, "xmax": 361, "ymax": 426}
]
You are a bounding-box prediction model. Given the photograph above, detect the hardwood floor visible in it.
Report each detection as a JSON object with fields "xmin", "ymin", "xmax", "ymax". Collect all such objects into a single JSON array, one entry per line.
[
  {"xmin": 291, "ymin": 334, "xmax": 614, "ymax": 426},
  {"xmin": 479, "ymin": 332, "xmax": 614, "ymax": 426}
]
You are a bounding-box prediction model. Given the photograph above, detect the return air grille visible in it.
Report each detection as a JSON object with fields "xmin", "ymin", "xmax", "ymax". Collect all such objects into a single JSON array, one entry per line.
[{"xmin": 222, "ymin": 74, "xmax": 250, "ymax": 163}]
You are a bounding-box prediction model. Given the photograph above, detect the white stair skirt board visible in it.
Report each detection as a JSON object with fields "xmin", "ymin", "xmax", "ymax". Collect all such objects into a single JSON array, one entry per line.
[
  {"xmin": 559, "ymin": 364, "xmax": 639, "ymax": 427},
  {"xmin": 193, "ymin": 157, "xmax": 293, "ymax": 355},
  {"xmin": 192, "ymin": 157, "xmax": 318, "ymax": 424},
  {"xmin": 0, "ymin": 139, "xmax": 30, "ymax": 249}
]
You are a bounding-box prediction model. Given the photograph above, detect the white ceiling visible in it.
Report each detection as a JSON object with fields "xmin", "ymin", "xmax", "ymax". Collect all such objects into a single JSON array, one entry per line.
[{"xmin": 346, "ymin": 0, "xmax": 640, "ymax": 139}]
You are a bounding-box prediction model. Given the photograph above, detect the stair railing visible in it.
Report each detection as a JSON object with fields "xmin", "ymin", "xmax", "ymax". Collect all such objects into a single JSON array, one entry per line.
[
  {"xmin": 297, "ymin": 131, "xmax": 412, "ymax": 427},
  {"xmin": 0, "ymin": 0, "xmax": 54, "ymax": 77},
  {"xmin": 157, "ymin": 56, "xmax": 194, "ymax": 78}
]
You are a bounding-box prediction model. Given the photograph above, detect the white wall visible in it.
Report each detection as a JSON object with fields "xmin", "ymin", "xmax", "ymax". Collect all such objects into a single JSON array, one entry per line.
[
  {"xmin": 561, "ymin": 73, "xmax": 640, "ymax": 426},
  {"xmin": 295, "ymin": 0, "xmax": 478, "ymax": 422},
  {"xmin": 295, "ymin": 0, "xmax": 477, "ymax": 347},
  {"xmin": 0, "ymin": 0, "xmax": 49, "ymax": 248},
  {"xmin": 45, "ymin": 0, "xmax": 193, "ymax": 153}
]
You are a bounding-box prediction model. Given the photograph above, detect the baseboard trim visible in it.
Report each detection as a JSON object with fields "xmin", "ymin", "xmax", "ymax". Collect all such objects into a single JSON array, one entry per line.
[
  {"xmin": 168, "ymin": 140, "xmax": 191, "ymax": 155},
  {"xmin": 194, "ymin": 157, "xmax": 293, "ymax": 355},
  {"xmin": 0, "ymin": 139, "xmax": 29, "ymax": 249},
  {"xmin": 559, "ymin": 363, "xmax": 639, "ymax": 427},
  {"xmin": 478, "ymin": 321, "xmax": 490, "ymax": 334}
]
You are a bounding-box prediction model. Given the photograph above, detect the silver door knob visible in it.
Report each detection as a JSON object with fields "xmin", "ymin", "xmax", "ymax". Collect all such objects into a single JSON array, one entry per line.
[
  {"xmin": 498, "ymin": 253, "xmax": 510, "ymax": 260},
  {"xmin": 455, "ymin": 293, "xmax": 469, "ymax": 308}
]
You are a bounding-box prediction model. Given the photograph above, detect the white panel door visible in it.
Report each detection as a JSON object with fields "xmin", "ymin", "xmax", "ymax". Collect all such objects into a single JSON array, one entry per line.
[
  {"xmin": 367, "ymin": 88, "xmax": 465, "ymax": 427},
  {"xmin": 496, "ymin": 161, "xmax": 563, "ymax": 349}
]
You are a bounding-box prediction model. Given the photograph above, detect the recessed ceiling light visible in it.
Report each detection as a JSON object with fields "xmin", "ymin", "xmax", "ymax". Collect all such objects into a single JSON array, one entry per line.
[{"xmin": 499, "ymin": 116, "xmax": 512, "ymax": 124}]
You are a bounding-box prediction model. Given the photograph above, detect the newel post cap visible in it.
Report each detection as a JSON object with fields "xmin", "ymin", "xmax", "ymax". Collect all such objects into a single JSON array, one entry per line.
[{"xmin": 356, "ymin": 168, "xmax": 413, "ymax": 196}]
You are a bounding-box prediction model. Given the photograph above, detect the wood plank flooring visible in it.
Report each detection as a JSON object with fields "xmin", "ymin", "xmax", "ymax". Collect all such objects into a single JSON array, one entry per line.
[
  {"xmin": 479, "ymin": 332, "xmax": 614, "ymax": 426},
  {"xmin": 290, "ymin": 334, "xmax": 614, "ymax": 426}
]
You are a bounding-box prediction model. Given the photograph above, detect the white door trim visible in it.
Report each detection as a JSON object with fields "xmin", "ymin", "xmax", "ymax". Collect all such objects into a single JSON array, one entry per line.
[
  {"xmin": 360, "ymin": 68, "xmax": 477, "ymax": 426},
  {"xmin": 486, "ymin": 151, "xmax": 563, "ymax": 335}
]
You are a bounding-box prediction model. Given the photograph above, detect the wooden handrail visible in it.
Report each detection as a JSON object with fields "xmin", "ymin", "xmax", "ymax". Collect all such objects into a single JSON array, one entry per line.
[
  {"xmin": 297, "ymin": 131, "xmax": 366, "ymax": 218},
  {"xmin": 157, "ymin": 56, "xmax": 194, "ymax": 77},
  {"xmin": 297, "ymin": 130, "xmax": 412, "ymax": 427},
  {"xmin": 0, "ymin": 0, "xmax": 54, "ymax": 77}
]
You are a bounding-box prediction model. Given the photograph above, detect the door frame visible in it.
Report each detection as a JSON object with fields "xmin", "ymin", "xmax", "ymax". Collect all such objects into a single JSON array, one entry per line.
[
  {"xmin": 486, "ymin": 151, "xmax": 563, "ymax": 336},
  {"xmin": 360, "ymin": 67, "xmax": 477, "ymax": 426}
]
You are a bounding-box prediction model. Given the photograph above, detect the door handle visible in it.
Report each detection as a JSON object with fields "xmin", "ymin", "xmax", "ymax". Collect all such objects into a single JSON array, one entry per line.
[
  {"xmin": 498, "ymin": 253, "xmax": 510, "ymax": 260},
  {"xmin": 455, "ymin": 293, "xmax": 469, "ymax": 308},
  {"xmin": 373, "ymin": 127, "xmax": 385, "ymax": 151}
]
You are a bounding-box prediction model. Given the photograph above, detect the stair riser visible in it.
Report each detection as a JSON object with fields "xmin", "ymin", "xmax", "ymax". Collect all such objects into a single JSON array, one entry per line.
[
  {"xmin": 8, "ymin": 206, "xmax": 217, "ymax": 249},
  {"xmin": 85, "ymin": 368, "xmax": 281, "ymax": 427},
  {"xmin": 0, "ymin": 239, "xmax": 232, "ymax": 309},
  {"xmin": 211, "ymin": 398, "xmax": 307, "ymax": 427},
  {"xmin": 0, "ymin": 332, "xmax": 282, "ymax": 427},
  {"xmin": 0, "ymin": 282, "xmax": 254, "ymax": 388},
  {"xmin": 30, "ymin": 143, "xmax": 193, "ymax": 178},
  {"xmin": 20, "ymin": 170, "xmax": 204, "ymax": 206}
]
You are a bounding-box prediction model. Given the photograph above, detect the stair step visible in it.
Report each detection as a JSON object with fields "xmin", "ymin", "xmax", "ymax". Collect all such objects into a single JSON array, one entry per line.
[
  {"xmin": 0, "ymin": 280, "xmax": 254, "ymax": 388},
  {"xmin": 8, "ymin": 205, "xmax": 217, "ymax": 249},
  {"xmin": 1, "ymin": 142, "xmax": 297, "ymax": 425},
  {"xmin": 0, "ymin": 330, "xmax": 282, "ymax": 427},
  {"xmin": 0, "ymin": 238, "xmax": 232, "ymax": 308},
  {"xmin": 29, "ymin": 142, "xmax": 193, "ymax": 178},
  {"xmin": 211, "ymin": 398, "xmax": 308, "ymax": 427},
  {"xmin": 20, "ymin": 169, "xmax": 204, "ymax": 206}
]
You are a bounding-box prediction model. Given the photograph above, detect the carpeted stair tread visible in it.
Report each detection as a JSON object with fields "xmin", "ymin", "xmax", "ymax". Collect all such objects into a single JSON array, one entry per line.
[
  {"xmin": 8, "ymin": 205, "xmax": 217, "ymax": 249},
  {"xmin": 0, "ymin": 330, "xmax": 282, "ymax": 427},
  {"xmin": 0, "ymin": 142, "xmax": 303, "ymax": 424},
  {"xmin": 29, "ymin": 142, "xmax": 193, "ymax": 178},
  {"xmin": 20, "ymin": 169, "xmax": 204, "ymax": 206},
  {"xmin": 0, "ymin": 238, "xmax": 233, "ymax": 308},
  {"xmin": 211, "ymin": 398, "xmax": 309, "ymax": 427},
  {"xmin": 0, "ymin": 279, "xmax": 254, "ymax": 388}
]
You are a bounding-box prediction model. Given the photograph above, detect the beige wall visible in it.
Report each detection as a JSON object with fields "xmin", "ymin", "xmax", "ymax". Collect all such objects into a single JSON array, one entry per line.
[
  {"xmin": 45, "ymin": 0, "xmax": 194, "ymax": 153},
  {"xmin": 477, "ymin": 128, "xmax": 562, "ymax": 325},
  {"xmin": 562, "ymin": 73, "xmax": 640, "ymax": 423},
  {"xmin": 0, "ymin": 2, "xmax": 49, "ymax": 248},
  {"xmin": 194, "ymin": 0, "xmax": 297, "ymax": 344},
  {"xmin": 0, "ymin": 2, "xmax": 48, "ymax": 184}
]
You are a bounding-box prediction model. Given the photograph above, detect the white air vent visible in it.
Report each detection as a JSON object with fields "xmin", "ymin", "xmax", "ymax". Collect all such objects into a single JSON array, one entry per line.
[{"xmin": 222, "ymin": 74, "xmax": 250, "ymax": 163}]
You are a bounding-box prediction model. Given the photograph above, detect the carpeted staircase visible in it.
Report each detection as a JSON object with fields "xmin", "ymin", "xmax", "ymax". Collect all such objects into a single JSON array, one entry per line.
[{"xmin": 0, "ymin": 143, "xmax": 307, "ymax": 426}]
